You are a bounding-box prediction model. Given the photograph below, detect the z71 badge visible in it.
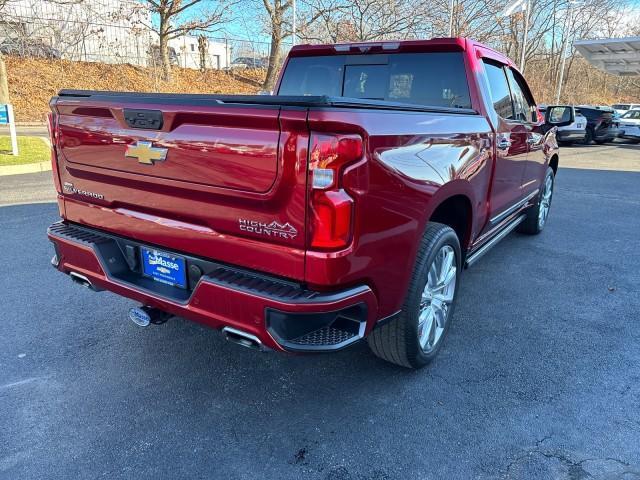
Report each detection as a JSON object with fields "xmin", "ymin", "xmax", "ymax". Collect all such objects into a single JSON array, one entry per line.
[{"xmin": 239, "ymin": 219, "xmax": 298, "ymax": 240}]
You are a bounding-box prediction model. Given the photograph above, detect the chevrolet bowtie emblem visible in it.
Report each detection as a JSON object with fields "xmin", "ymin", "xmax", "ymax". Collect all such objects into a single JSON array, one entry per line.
[{"xmin": 125, "ymin": 141, "xmax": 168, "ymax": 165}]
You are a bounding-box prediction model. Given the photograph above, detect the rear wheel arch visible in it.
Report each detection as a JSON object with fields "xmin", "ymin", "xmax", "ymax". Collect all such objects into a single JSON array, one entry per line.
[
  {"xmin": 549, "ymin": 154, "xmax": 559, "ymax": 175},
  {"xmin": 427, "ymin": 194, "xmax": 473, "ymax": 256},
  {"xmin": 381, "ymin": 185, "xmax": 474, "ymax": 319}
]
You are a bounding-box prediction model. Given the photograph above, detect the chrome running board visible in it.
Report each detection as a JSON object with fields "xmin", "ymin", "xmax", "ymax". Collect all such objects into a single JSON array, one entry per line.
[{"xmin": 465, "ymin": 214, "xmax": 526, "ymax": 268}]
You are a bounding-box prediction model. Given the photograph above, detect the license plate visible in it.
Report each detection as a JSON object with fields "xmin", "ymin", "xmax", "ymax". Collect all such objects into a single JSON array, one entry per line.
[{"xmin": 141, "ymin": 248, "xmax": 187, "ymax": 289}]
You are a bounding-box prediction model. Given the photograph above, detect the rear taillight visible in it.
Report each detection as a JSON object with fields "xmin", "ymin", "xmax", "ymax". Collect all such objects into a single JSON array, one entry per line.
[
  {"xmin": 308, "ymin": 134, "xmax": 363, "ymax": 250},
  {"xmin": 47, "ymin": 112, "xmax": 62, "ymax": 194}
]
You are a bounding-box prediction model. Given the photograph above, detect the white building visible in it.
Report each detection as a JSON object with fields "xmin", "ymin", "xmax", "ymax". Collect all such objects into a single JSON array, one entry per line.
[
  {"xmin": 0, "ymin": 0, "xmax": 230, "ymax": 69},
  {"xmin": 168, "ymin": 35, "xmax": 230, "ymax": 70}
]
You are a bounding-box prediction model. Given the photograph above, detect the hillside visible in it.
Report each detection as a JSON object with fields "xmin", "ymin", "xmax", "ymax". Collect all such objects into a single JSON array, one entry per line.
[
  {"xmin": 4, "ymin": 55, "xmax": 638, "ymax": 123},
  {"xmin": 5, "ymin": 56, "xmax": 264, "ymax": 123}
]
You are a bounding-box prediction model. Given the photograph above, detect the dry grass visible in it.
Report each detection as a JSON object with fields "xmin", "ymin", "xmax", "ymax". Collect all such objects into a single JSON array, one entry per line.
[
  {"xmin": 526, "ymin": 57, "xmax": 639, "ymax": 106},
  {"xmin": 5, "ymin": 55, "xmax": 637, "ymax": 122},
  {"xmin": 5, "ymin": 56, "xmax": 266, "ymax": 122}
]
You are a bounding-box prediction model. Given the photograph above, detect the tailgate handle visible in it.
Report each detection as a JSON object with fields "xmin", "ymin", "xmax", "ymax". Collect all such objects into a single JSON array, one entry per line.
[{"xmin": 123, "ymin": 109, "xmax": 164, "ymax": 130}]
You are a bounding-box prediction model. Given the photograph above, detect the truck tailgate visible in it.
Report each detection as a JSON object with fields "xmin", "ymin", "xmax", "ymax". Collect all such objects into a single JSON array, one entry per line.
[{"xmin": 51, "ymin": 94, "xmax": 309, "ymax": 281}]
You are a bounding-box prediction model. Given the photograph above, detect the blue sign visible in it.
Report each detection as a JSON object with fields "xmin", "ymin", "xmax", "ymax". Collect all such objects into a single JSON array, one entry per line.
[
  {"xmin": 141, "ymin": 248, "xmax": 187, "ymax": 289},
  {"xmin": 0, "ymin": 105, "xmax": 7, "ymax": 125}
]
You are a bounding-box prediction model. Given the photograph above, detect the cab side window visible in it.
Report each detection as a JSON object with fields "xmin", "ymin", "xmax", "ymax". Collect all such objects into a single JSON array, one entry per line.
[
  {"xmin": 505, "ymin": 68, "xmax": 537, "ymax": 123},
  {"xmin": 482, "ymin": 60, "xmax": 514, "ymax": 120}
]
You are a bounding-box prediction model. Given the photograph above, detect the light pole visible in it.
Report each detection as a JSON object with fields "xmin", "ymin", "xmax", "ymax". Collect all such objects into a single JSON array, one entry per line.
[
  {"xmin": 519, "ymin": 0, "xmax": 529, "ymax": 71},
  {"xmin": 448, "ymin": 0, "xmax": 455, "ymax": 36},
  {"xmin": 292, "ymin": 0, "xmax": 297, "ymax": 45},
  {"xmin": 555, "ymin": 1, "xmax": 577, "ymax": 103}
]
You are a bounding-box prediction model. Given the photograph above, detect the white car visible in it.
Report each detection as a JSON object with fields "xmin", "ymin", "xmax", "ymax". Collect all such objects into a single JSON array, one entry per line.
[
  {"xmin": 619, "ymin": 109, "xmax": 640, "ymax": 142},
  {"xmin": 539, "ymin": 105, "xmax": 587, "ymax": 144},
  {"xmin": 612, "ymin": 103, "xmax": 640, "ymax": 116}
]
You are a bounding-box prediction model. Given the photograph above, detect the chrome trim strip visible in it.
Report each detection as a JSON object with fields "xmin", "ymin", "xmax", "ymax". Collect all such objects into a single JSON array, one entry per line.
[
  {"xmin": 490, "ymin": 189, "xmax": 539, "ymax": 225},
  {"xmin": 465, "ymin": 214, "xmax": 526, "ymax": 268}
]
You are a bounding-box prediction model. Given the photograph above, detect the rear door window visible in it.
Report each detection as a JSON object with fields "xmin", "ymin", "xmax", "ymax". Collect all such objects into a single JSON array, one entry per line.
[
  {"xmin": 278, "ymin": 52, "xmax": 472, "ymax": 109},
  {"xmin": 505, "ymin": 68, "xmax": 537, "ymax": 123},
  {"xmin": 482, "ymin": 60, "xmax": 514, "ymax": 120}
]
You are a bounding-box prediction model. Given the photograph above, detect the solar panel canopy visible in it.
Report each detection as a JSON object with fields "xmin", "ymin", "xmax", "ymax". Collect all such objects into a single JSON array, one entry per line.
[{"xmin": 574, "ymin": 37, "xmax": 640, "ymax": 76}]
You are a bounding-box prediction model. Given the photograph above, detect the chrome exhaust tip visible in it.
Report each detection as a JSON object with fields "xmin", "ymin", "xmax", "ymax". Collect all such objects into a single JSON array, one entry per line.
[
  {"xmin": 222, "ymin": 327, "xmax": 264, "ymax": 351},
  {"xmin": 69, "ymin": 271, "xmax": 93, "ymax": 289}
]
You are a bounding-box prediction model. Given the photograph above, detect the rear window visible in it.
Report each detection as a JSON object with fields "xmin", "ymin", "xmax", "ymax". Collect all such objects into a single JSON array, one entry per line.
[
  {"xmin": 278, "ymin": 52, "xmax": 472, "ymax": 109},
  {"xmin": 612, "ymin": 104, "xmax": 630, "ymax": 109}
]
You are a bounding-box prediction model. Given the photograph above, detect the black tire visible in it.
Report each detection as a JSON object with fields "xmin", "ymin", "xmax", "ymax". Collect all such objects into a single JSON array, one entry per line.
[
  {"xmin": 367, "ymin": 222, "xmax": 461, "ymax": 369},
  {"xmin": 517, "ymin": 167, "xmax": 554, "ymax": 235},
  {"xmin": 582, "ymin": 127, "xmax": 594, "ymax": 145},
  {"xmin": 558, "ymin": 141, "xmax": 572, "ymax": 146},
  {"xmin": 594, "ymin": 138, "xmax": 607, "ymax": 145}
]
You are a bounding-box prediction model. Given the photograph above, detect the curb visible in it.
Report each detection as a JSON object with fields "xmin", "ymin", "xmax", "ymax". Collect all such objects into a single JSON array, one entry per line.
[{"xmin": 0, "ymin": 160, "xmax": 51, "ymax": 176}]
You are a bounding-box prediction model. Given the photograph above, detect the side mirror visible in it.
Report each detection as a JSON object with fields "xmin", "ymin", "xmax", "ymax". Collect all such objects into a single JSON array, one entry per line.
[{"xmin": 545, "ymin": 105, "xmax": 574, "ymax": 128}]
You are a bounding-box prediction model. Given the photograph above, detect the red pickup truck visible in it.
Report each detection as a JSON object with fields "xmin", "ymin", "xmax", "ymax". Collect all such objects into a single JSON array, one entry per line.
[{"xmin": 47, "ymin": 38, "xmax": 572, "ymax": 368}]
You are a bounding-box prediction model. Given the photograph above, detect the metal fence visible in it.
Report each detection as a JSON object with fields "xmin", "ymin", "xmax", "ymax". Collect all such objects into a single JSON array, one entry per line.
[{"xmin": 0, "ymin": 0, "xmax": 273, "ymax": 71}]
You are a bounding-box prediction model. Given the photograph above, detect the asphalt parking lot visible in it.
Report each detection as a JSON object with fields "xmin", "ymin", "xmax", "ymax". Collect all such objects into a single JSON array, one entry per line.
[{"xmin": 1, "ymin": 143, "xmax": 639, "ymax": 479}]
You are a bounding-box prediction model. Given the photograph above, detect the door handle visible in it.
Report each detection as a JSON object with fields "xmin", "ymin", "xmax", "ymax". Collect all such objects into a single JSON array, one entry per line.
[
  {"xmin": 497, "ymin": 138, "xmax": 512, "ymax": 150},
  {"xmin": 526, "ymin": 137, "xmax": 538, "ymax": 145}
]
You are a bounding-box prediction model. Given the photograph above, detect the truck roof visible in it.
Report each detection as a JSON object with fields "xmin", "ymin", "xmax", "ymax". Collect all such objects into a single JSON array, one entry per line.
[{"xmin": 288, "ymin": 37, "xmax": 515, "ymax": 68}]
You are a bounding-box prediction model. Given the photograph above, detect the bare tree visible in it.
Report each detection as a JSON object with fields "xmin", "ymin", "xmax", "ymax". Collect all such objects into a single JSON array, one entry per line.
[
  {"xmin": 198, "ymin": 35, "xmax": 208, "ymax": 72},
  {"xmin": 141, "ymin": 0, "xmax": 235, "ymax": 81},
  {"xmin": 329, "ymin": 0, "xmax": 428, "ymax": 41},
  {"xmin": 259, "ymin": 0, "xmax": 338, "ymax": 90},
  {"xmin": 0, "ymin": 0, "xmax": 11, "ymax": 104},
  {"xmin": 427, "ymin": 0, "xmax": 503, "ymax": 41},
  {"xmin": 0, "ymin": 0, "xmax": 88, "ymax": 104},
  {"xmin": 300, "ymin": 0, "xmax": 433, "ymax": 43},
  {"xmin": 260, "ymin": 0, "xmax": 293, "ymax": 91}
]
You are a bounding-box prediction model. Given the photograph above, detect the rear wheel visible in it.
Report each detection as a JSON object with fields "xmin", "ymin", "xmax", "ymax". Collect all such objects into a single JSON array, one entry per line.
[
  {"xmin": 367, "ymin": 222, "xmax": 461, "ymax": 369},
  {"xmin": 517, "ymin": 167, "xmax": 554, "ymax": 235}
]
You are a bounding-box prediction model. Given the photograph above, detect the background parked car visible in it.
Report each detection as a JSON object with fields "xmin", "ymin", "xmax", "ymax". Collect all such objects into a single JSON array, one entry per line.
[
  {"xmin": 577, "ymin": 106, "xmax": 621, "ymax": 144},
  {"xmin": 0, "ymin": 38, "xmax": 61, "ymax": 59},
  {"xmin": 619, "ymin": 109, "xmax": 640, "ymax": 143},
  {"xmin": 229, "ymin": 57, "xmax": 267, "ymax": 69},
  {"xmin": 612, "ymin": 103, "xmax": 640, "ymax": 116},
  {"xmin": 539, "ymin": 105, "xmax": 587, "ymax": 145}
]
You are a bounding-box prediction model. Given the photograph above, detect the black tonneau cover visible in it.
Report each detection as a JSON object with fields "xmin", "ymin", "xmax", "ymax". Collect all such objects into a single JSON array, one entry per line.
[{"xmin": 55, "ymin": 89, "xmax": 477, "ymax": 115}]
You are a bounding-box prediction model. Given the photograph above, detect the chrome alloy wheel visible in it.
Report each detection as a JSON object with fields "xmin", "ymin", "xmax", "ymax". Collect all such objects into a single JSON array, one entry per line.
[
  {"xmin": 538, "ymin": 174, "xmax": 553, "ymax": 229},
  {"xmin": 418, "ymin": 245, "xmax": 457, "ymax": 353}
]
